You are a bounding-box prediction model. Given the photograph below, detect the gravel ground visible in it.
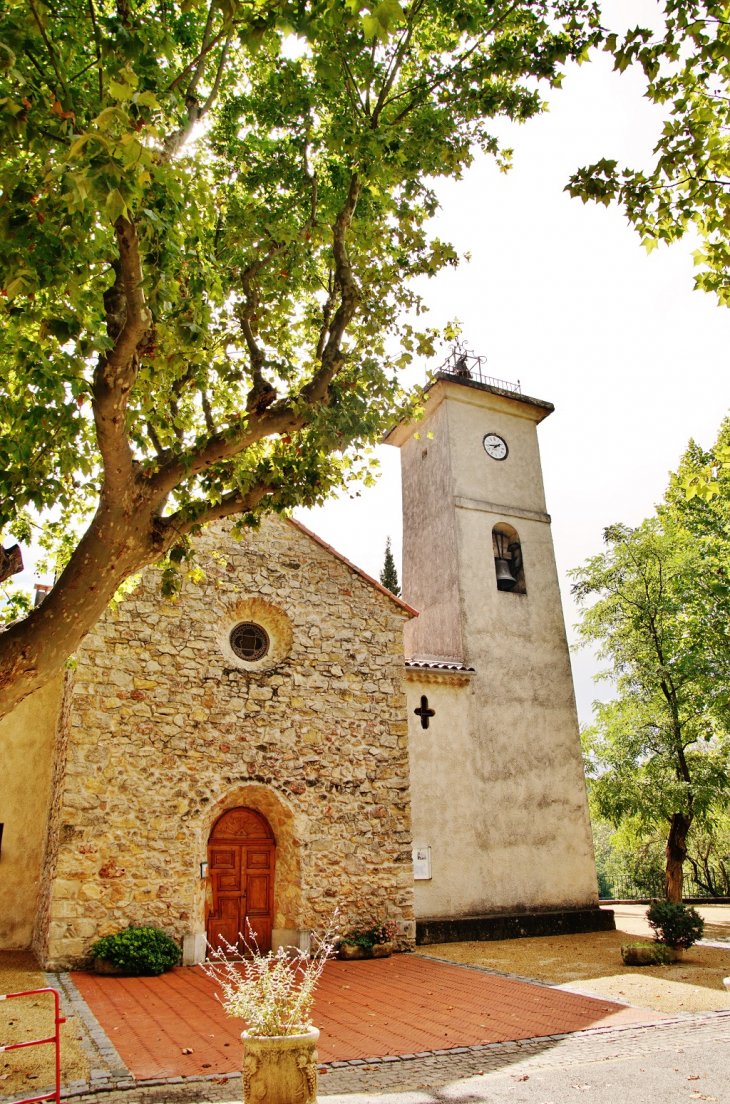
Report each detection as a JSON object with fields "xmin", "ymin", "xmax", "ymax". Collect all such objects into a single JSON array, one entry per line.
[
  {"xmin": 557, "ymin": 969, "xmax": 730, "ymax": 1014},
  {"xmin": 0, "ymin": 951, "xmax": 89, "ymax": 1097},
  {"xmin": 417, "ymin": 924, "xmax": 730, "ymax": 1016}
]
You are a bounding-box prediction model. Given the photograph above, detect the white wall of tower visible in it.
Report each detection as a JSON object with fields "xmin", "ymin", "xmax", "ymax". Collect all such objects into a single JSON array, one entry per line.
[{"xmin": 390, "ymin": 378, "xmax": 599, "ymax": 919}]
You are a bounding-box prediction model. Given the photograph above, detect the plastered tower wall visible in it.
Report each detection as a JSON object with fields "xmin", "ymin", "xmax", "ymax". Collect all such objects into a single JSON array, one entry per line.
[
  {"xmin": 400, "ymin": 397, "xmax": 463, "ymax": 662},
  {"xmin": 0, "ymin": 675, "xmax": 64, "ymax": 949},
  {"xmin": 389, "ymin": 376, "xmax": 599, "ymax": 922}
]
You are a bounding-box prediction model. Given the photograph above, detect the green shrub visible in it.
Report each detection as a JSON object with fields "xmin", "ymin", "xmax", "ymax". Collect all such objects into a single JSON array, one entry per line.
[
  {"xmin": 646, "ymin": 900, "xmax": 705, "ymax": 949},
  {"xmin": 91, "ymin": 926, "xmax": 181, "ymax": 976}
]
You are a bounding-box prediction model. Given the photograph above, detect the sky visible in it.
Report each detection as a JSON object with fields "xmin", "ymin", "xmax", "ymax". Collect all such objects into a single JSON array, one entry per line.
[{"xmin": 295, "ymin": 0, "xmax": 730, "ymax": 724}]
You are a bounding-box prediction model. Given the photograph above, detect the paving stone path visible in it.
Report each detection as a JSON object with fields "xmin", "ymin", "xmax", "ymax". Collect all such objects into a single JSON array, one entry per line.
[
  {"xmin": 316, "ymin": 1009, "xmax": 730, "ymax": 1097},
  {"xmin": 9, "ymin": 1011, "xmax": 728, "ymax": 1104}
]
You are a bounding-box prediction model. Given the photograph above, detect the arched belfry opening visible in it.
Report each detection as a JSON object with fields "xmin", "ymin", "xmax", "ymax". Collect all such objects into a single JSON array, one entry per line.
[
  {"xmin": 492, "ymin": 523, "xmax": 526, "ymax": 594},
  {"xmin": 206, "ymin": 807, "xmax": 275, "ymax": 954}
]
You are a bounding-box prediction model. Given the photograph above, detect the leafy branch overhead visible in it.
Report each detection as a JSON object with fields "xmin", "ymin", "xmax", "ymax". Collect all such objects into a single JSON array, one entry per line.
[
  {"xmin": 567, "ymin": 2, "xmax": 730, "ymax": 307},
  {"xmin": 0, "ymin": 0, "xmax": 600, "ymax": 716}
]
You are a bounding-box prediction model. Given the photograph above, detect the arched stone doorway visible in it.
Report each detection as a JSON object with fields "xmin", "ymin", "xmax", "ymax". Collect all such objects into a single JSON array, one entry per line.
[{"xmin": 207, "ymin": 807, "xmax": 275, "ymax": 954}]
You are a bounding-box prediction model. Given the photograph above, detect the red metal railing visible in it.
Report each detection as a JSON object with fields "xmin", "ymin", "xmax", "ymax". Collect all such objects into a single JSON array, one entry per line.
[{"xmin": 0, "ymin": 988, "xmax": 65, "ymax": 1104}]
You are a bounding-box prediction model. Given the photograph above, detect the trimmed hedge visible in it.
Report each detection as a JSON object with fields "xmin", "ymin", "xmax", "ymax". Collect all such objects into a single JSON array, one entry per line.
[
  {"xmin": 91, "ymin": 925, "xmax": 181, "ymax": 976},
  {"xmin": 647, "ymin": 900, "xmax": 705, "ymax": 950}
]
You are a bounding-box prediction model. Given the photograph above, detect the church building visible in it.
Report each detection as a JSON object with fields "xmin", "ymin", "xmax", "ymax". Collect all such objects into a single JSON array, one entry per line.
[{"xmin": 0, "ymin": 358, "xmax": 609, "ymax": 967}]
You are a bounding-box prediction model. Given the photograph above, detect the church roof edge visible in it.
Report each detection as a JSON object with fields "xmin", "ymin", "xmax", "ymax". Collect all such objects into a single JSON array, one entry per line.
[
  {"xmin": 286, "ymin": 518, "xmax": 419, "ymax": 618},
  {"xmin": 405, "ymin": 659, "xmax": 475, "ymax": 672},
  {"xmin": 382, "ymin": 373, "xmax": 553, "ymax": 446},
  {"xmin": 429, "ymin": 372, "xmax": 554, "ymax": 415}
]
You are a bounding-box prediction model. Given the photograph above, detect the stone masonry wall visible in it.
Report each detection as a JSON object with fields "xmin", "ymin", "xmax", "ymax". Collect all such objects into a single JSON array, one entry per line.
[{"xmin": 39, "ymin": 516, "xmax": 415, "ymax": 967}]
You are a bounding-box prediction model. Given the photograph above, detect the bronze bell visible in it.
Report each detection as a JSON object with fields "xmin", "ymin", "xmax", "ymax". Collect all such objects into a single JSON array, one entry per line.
[{"xmin": 495, "ymin": 558, "xmax": 517, "ymax": 590}]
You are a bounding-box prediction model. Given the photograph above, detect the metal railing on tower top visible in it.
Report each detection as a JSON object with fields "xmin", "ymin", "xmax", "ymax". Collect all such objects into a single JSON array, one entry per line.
[{"xmin": 435, "ymin": 345, "xmax": 521, "ymax": 394}]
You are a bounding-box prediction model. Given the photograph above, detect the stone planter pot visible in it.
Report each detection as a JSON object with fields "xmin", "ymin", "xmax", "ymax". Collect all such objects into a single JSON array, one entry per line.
[
  {"xmin": 338, "ymin": 942, "xmax": 394, "ymax": 960},
  {"xmin": 94, "ymin": 957, "xmax": 126, "ymax": 976},
  {"xmin": 241, "ymin": 1026, "xmax": 319, "ymax": 1104},
  {"xmin": 621, "ymin": 944, "xmax": 684, "ymax": 966},
  {"xmin": 621, "ymin": 944, "xmax": 656, "ymax": 966},
  {"xmin": 338, "ymin": 943, "xmax": 368, "ymax": 960}
]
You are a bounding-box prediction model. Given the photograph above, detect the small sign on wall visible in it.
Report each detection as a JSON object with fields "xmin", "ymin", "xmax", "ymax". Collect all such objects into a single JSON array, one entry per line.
[{"xmin": 413, "ymin": 846, "xmax": 432, "ymax": 880}]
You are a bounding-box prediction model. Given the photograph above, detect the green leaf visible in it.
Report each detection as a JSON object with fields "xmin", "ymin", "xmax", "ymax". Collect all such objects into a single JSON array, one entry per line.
[
  {"xmin": 68, "ymin": 134, "xmax": 91, "ymax": 158},
  {"xmin": 361, "ymin": 14, "xmax": 380, "ymax": 40},
  {"xmin": 134, "ymin": 90, "xmax": 160, "ymax": 109},
  {"xmin": 108, "ymin": 80, "xmax": 134, "ymax": 101},
  {"xmin": 105, "ymin": 188, "xmax": 127, "ymax": 224},
  {"xmin": 93, "ymin": 106, "xmax": 127, "ymax": 130}
]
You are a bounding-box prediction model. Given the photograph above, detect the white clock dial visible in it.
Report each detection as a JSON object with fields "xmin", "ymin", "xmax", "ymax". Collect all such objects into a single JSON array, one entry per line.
[{"xmin": 483, "ymin": 433, "xmax": 508, "ymax": 461}]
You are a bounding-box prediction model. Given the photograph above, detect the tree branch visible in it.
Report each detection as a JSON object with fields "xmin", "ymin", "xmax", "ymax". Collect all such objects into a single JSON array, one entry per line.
[
  {"xmin": 201, "ymin": 34, "xmax": 232, "ymax": 116},
  {"xmin": 147, "ymin": 173, "xmax": 362, "ymax": 498},
  {"xmin": 168, "ymin": 27, "xmax": 229, "ymax": 93},
  {"xmin": 370, "ymin": 4, "xmax": 425, "ymax": 127},
  {"xmin": 28, "ymin": 0, "xmax": 70, "ymax": 104},
  {"xmin": 146, "ymin": 421, "xmax": 164, "ymax": 456},
  {"xmin": 187, "ymin": 1, "xmax": 218, "ymax": 98},
  {"xmin": 301, "ymin": 172, "xmax": 362, "ymax": 403},
  {"xmin": 0, "ymin": 545, "xmax": 23, "ymax": 585},
  {"xmin": 166, "ymin": 481, "xmax": 275, "ymax": 534},
  {"xmin": 200, "ymin": 389, "xmax": 216, "ymax": 434},
  {"xmin": 92, "ymin": 217, "xmax": 151, "ymax": 495},
  {"xmin": 87, "ymin": 0, "xmax": 103, "ymax": 104},
  {"xmin": 23, "ymin": 47, "xmax": 59, "ymax": 101}
]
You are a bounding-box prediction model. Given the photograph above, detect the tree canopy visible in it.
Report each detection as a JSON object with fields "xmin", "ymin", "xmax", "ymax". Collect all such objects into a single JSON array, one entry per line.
[{"xmin": 0, "ymin": 0, "xmax": 600, "ymax": 718}]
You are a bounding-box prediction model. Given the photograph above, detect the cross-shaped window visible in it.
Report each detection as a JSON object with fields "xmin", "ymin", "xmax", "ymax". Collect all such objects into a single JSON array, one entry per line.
[{"xmin": 414, "ymin": 695, "xmax": 435, "ymax": 729}]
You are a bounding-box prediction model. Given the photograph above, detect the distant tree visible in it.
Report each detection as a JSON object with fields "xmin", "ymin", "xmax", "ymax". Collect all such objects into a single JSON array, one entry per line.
[
  {"xmin": 572, "ymin": 521, "xmax": 730, "ymax": 902},
  {"xmin": 380, "ymin": 536, "xmax": 400, "ymax": 597}
]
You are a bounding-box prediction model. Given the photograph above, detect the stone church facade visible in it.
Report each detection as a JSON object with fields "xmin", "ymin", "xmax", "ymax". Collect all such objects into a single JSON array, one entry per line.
[{"xmin": 30, "ymin": 517, "xmax": 417, "ymax": 968}]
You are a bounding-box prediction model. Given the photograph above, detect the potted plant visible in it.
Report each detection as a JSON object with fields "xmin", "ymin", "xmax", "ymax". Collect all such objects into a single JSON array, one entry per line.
[
  {"xmin": 90, "ymin": 925, "xmax": 182, "ymax": 976},
  {"xmin": 646, "ymin": 899, "xmax": 705, "ymax": 961},
  {"xmin": 204, "ymin": 923, "xmax": 334, "ymax": 1104},
  {"xmin": 621, "ymin": 900, "xmax": 705, "ymax": 966},
  {"xmin": 337, "ymin": 921, "xmax": 398, "ymax": 960}
]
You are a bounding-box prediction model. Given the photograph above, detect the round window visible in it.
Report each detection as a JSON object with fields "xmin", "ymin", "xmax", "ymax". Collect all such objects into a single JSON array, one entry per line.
[{"xmin": 229, "ymin": 622, "xmax": 270, "ymax": 661}]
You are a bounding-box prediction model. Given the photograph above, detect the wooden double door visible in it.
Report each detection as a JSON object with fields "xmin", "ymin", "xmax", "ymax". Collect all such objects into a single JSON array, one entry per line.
[{"xmin": 206, "ymin": 807, "xmax": 275, "ymax": 954}]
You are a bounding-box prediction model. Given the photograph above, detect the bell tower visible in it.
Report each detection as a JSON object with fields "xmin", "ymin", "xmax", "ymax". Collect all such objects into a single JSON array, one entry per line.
[{"xmin": 386, "ymin": 352, "xmax": 609, "ymax": 940}]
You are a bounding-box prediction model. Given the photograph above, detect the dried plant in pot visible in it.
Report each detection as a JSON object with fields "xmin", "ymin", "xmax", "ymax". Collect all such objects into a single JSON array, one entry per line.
[{"xmin": 203, "ymin": 920, "xmax": 336, "ymax": 1104}]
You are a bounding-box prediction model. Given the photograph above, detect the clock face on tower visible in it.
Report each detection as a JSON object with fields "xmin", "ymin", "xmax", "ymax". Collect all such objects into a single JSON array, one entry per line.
[{"xmin": 483, "ymin": 433, "xmax": 508, "ymax": 461}]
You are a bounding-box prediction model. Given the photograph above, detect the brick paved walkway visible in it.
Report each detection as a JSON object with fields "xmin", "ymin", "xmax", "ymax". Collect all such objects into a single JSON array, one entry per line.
[{"xmin": 70, "ymin": 955, "xmax": 651, "ymax": 1080}]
